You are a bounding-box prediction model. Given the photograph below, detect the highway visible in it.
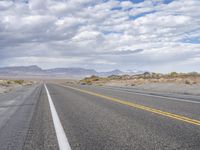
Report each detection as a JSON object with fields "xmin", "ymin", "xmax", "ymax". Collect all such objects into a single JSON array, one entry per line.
[{"xmin": 0, "ymin": 83, "xmax": 200, "ymax": 150}]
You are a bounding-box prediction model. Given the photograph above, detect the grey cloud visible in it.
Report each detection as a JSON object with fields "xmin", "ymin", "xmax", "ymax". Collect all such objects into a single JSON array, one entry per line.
[
  {"xmin": 0, "ymin": 0, "xmax": 199, "ymax": 72},
  {"xmin": 99, "ymin": 49, "xmax": 144, "ymax": 55}
]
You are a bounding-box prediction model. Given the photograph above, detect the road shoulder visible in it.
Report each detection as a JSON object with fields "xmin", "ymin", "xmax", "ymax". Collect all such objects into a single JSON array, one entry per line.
[{"xmin": 23, "ymin": 85, "xmax": 59, "ymax": 150}]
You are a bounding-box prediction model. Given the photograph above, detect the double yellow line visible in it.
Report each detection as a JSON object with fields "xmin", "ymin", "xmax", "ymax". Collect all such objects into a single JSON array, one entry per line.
[{"xmin": 64, "ymin": 85, "xmax": 200, "ymax": 126}]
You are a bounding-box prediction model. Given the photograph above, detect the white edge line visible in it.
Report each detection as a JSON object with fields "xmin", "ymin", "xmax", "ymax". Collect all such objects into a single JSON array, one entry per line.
[
  {"xmin": 44, "ymin": 84, "xmax": 71, "ymax": 150},
  {"xmin": 104, "ymin": 87, "xmax": 200, "ymax": 104}
]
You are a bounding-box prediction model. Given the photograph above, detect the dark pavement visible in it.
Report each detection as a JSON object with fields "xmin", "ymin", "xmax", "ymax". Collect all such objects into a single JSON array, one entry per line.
[{"xmin": 0, "ymin": 83, "xmax": 200, "ymax": 150}]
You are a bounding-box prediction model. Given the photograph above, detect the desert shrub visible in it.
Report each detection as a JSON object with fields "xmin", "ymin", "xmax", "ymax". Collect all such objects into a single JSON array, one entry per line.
[
  {"xmin": 185, "ymin": 80, "xmax": 191, "ymax": 85},
  {"xmin": 6, "ymin": 81, "xmax": 11, "ymax": 84},
  {"xmin": 79, "ymin": 75, "xmax": 101, "ymax": 85},
  {"xmin": 142, "ymin": 72, "xmax": 151, "ymax": 78},
  {"xmin": 108, "ymin": 75, "xmax": 122, "ymax": 80},
  {"xmin": 85, "ymin": 80, "xmax": 92, "ymax": 85},
  {"xmin": 90, "ymin": 75, "xmax": 100, "ymax": 81},
  {"xmin": 143, "ymin": 72, "xmax": 150, "ymax": 75},
  {"xmin": 169, "ymin": 72, "xmax": 178, "ymax": 77},
  {"xmin": 188, "ymin": 72, "xmax": 199, "ymax": 76},
  {"xmin": 14, "ymin": 80, "xmax": 24, "ymax": 85}
]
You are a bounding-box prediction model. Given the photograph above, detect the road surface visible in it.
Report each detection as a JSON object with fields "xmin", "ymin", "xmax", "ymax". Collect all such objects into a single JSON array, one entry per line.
[{"xmin": 0, "ymin": 83, "xmax": 200, "ymax": 150}]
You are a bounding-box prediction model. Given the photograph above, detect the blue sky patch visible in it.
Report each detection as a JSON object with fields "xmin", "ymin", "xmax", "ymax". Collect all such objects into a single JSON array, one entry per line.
[
  {"xmin": 163, "ymin": 0, "xmax": 174, "ymax": 4},
  {"xmin": 111, "ymin": 7, "xmax": 122, "ymax": 11},
  {"xmin": 182, "ymin": 38, "xmax": 200, "ymax": 44},
  {"xmin": 129, "ymin": 10, "xmax": 156, "ymax": 20},
  {"xmin": 117, "ymin": 0, "xmax": 144, "ymax": 3}
]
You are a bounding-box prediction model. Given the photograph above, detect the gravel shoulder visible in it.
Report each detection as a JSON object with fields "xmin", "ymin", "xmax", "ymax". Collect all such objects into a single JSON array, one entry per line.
[
  {"xmin": 23, "ymin": 85, "xmax": 59, "ymax": 150},
  {"xmin": 115, "ymin": 83, "xmax": 200, "ymax": 96},
  {"xmin": 79, "ymin": 74, "xmax": 200, "ymax": 96}
]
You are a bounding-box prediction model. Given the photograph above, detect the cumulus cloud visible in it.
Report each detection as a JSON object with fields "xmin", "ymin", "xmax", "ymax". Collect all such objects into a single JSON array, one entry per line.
[{"xmin": 0, "ymin": 0, "xmax": 199, "ymax": 72}]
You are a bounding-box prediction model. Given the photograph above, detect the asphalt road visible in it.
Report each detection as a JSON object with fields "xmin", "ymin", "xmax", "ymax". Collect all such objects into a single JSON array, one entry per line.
[
  {"xmin": 0, "ymin": 84, "xmax": 58, "ymax": 150},
  {"xmin": 0, "ymin": 83, "xmax": 200, "ymax": 150}
]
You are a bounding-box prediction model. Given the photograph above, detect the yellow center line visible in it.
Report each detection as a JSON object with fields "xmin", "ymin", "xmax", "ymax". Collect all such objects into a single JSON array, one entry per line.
[{"xmin": 62, "ymin": 85, "xmax": 200, "ymax": 126}]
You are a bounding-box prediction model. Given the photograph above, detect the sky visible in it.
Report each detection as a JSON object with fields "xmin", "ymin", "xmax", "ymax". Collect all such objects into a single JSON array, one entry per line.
[{"xmin": 0, "ymin": 0, "xmax": 199, "ymax": 72}]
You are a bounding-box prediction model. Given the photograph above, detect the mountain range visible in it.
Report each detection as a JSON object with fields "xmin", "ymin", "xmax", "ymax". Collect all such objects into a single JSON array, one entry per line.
[{"xmin": 0, "ymin": 65, "xmax": 144, "ymax": 78}]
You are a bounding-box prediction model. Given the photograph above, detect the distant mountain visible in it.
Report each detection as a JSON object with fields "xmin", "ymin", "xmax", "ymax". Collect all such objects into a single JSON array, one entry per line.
[
  {"xmin": 0, "ymin": 65, "xmax": 42, "ymax": 75},
  {"xmin": 0, "ymin": 65, "xmax": 143, "ymax": 77},
  {"xmin": 98, "ymin": 69, "xmax": 123, "ymax": 76},
  {"xmin": 44, "ymin": 67, "xmax": 97, "ymax": 76},
  {"xmin": 0, "ymin": 65, "xmax": 42, "ymax": 72}
]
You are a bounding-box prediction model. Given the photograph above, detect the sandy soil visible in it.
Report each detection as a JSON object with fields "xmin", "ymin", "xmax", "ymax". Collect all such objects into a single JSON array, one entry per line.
[
  {"xmin": 112, "ymin": 83, "xmax": 200, "ymax": 95},
  {"xmin": 79, "ymin": 76, "xmax": 200, "ymax": 95},
  {"xmin": 103, "ymin": 80, "xmax": 200, "ymax": 95},
  {"xmin": 0, "ymin": 80, "xmax": 33, "ymax": 94}
]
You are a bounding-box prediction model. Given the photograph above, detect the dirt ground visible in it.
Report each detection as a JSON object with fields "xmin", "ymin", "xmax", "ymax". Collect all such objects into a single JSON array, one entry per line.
[{"xmin": 0, "ymin": 80, "xmax": 33, "ymax": 94}]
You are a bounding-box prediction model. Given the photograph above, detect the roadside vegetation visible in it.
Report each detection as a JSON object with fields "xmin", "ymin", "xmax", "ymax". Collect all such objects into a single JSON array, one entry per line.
[
  {"xmin": 79, "ymin": 75, "xmax": 109, "ymax": 86},
  {"xmin": 0, "ymin": 79, "xmax": 33, "ymax": 94},
  {"xmin": 79, "ymin": 72, "xmax": 200, "ymax": 86},
  {"xmin": 0, "ymin": 80, "xmax": 25, "ymax": 86}
]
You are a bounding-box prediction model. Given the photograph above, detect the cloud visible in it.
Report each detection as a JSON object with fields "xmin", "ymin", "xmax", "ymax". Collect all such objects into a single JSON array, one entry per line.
[
  {"xmin": 0, "ymin": 0, "xmax": 199, "ymax": 72},
  {"xmin": 100, "ymin": 49, "xmax": 144, "ymax": 55}
]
